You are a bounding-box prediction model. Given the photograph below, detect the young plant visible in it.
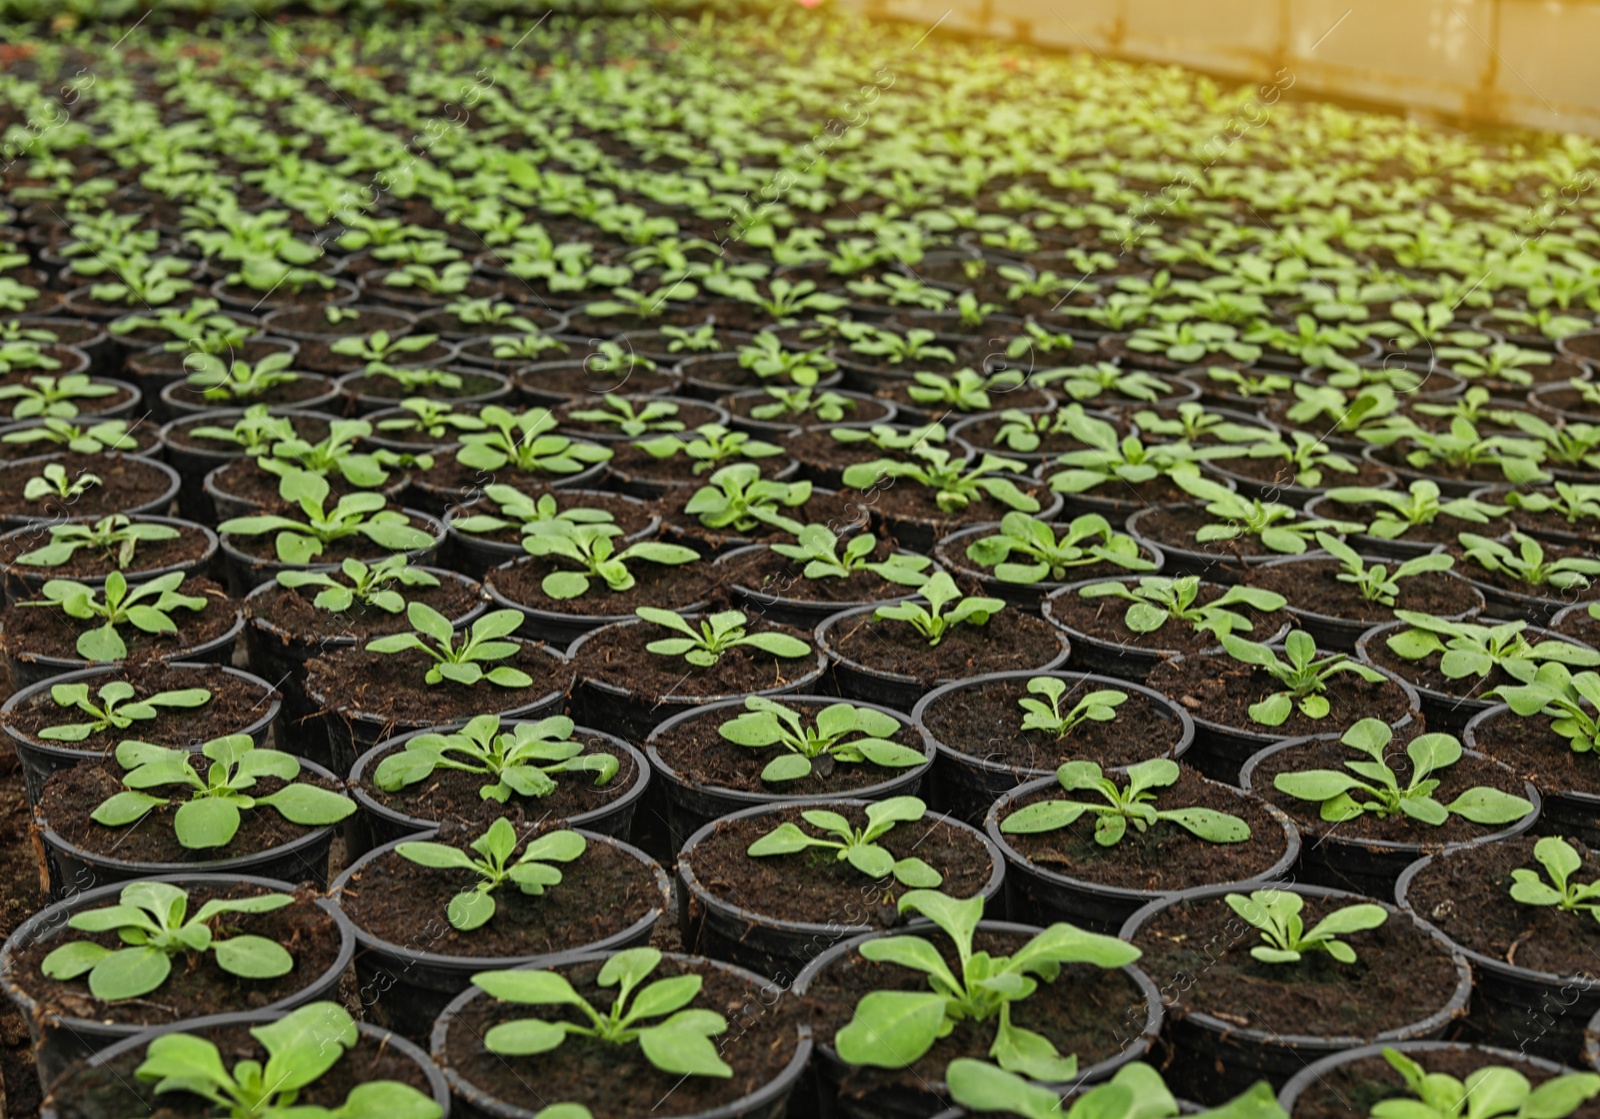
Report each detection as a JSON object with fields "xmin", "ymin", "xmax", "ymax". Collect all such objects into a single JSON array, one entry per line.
[
  {"xmin": 133, "ymin": 1001, "xmax": 441, "ymax": 1119},
  {"xmin": 1400, "ymin": 419, "xmax": 1548, "ymax": 487},
  {"xmin": 1174, "ymin": 475, "xmax": 1361, "ymax": 556},
  {"xmin": 449, "ymin": 487, "xmax": 617, "ymax": 540},
  {"xmin": 946, "ymin": 1057, "xmax": 1283, "ymax": 1119},
  {"xmin": 1385, "ymin": 612, "xmax": 1600, "ymax": 685},
  {"xmin": 834, "ymin": 890, "xmax": 1139, "ymax": 1078},
  {"xmin": 1509, "ymin": 836, "xmax": 1600, "ymax": 921},
  {"xmin": 681, "ymin": 463, "xmax": 812, "ymax": 535},
  {"xmin": 872, "ymin": 572, "xmax": 1006, "ymax": 647},
  {"xmin": 274, "ymin": 555, "xmax": 440, "ymax": 614},
  {"xmin": 1491, "ymin": 663, "xmax": 1600, "ymax": 755},
  {"xmin": 842, "ymin": 449, "xmax": 1039, "ymax": 514},
  {"xmin": 374, "ymin": 714, "xmax": 619, "ymax": 804},
  {"xmin": 748, "ymin": 386, "xmax": 856, "ymax": 424},
  {"xmin": 1218, "ymin": 630, "xmax": 1387, "ymax": 725},
  {"xmin": 41, "ymin": 880, "xmax": 294, "ymax": 1000},
  {"xmin": 365, "ymin": 605, "xmax": 534, "ymax": 687},
  {"xmin": 1321, "ymin": 481, "xmax": 1504, "ymax": 541},
  {"xmin": 1225, "ymin": 889, "xmax": 1387, "ymax": 964},
  {"xmin": 184, "ymin": 353, "xmax": 301, "ymax": 404},
  {"xmin": 376, "ymin": 399, "xmax": 488, "ymax": 441},
  {"xmin": 1373, "ymin": 1045, "xmax": 1600, "ymax": 1119},
  {"xmin": 217, "ymin": 470, "xmax": 434, "ymax": 565},
  {"xmin": 472, "ymin": 947, "xmax": 732, "ymax": 1078},
  {"xmin": 0, "ymin": 374, "xmax": 118, "ymax": 419},
  {"xmin": 92, "ymin": 736, "xmax": 354, "ymax": 849},
  {"xmin": 37, "ymin": 679, "xmax": 210, "ymax": 743},
  {"xmin": 636, "ymin": 423, "xmax": 782, "ymax": 475},
  {"xmin": 738, "ymin": 334, "xmax": 839, "ymax": 387},
  {"xmin": 567, "ymin": 396, "xmax": 687, "ymax": 437},
  {"xmin": 13, "ymin": 514, "xmax": 179, "ymax": 570},
  {"xmin": 1273, "ymin": 718, "xmax": 1533, "ymax": 825},
  {"xmin": 396, "ymin": 817, "xmax": 586, "ymax": 931},
  {"xmin": 1033, "ymin": 361, "xmax": 1169, "ymax": 403},
  {"xmin": 1459, "ymin": 532, "xmax": 1600, "ymax": 592},
  {"xmin": 635, "ymin": 607, "xmax": 810, "ymax": 668},
  {"xmin": 255, "ymin": 419, "xmax": 411, "ymax": 490},
  {"xmin": 3, "ymin": 417, "xmax": 143, "ymax": 456},
  {"xmin": 520, "ymin": 521, "xmax": 698, "ymax": 599},
  {"xmin": 1001, "ymin": 758, "xmax": 1251, "ymax": 846},
  {"xmin": 747, "ymin": 796, "xmax": 942, "ymax": 888},
  {"xmin": 770, "ymin": 526, "xmax": 931, "ymax": 587},
  {"xmin": 964, "ymin": 512, "xmax": 1155, "ymax": 584},
  {"xmin": 24, "ymin": 462, "xmax": 100, "ymax": 504},
  {"xmin": 1316, "ymin": 532, "xmax": 1456, "ymax": 607},
  {"xmin": 718, "ymin": 695, "xmax": 923, "ymax": 782},
  {"xmin": 455, "ymin": 407, "xmax": 613, "ymax": 476},
  {"xmin": 21, "ymin": 571, "xmax": 208, "ymax": 662},
  {"xmin": 1077, "ymin": 576, "xmax": 1286, "ymax": 640},
  {"xmin": 1016, "ymin": 676, "xmax": 1128, "ymax": 737}
]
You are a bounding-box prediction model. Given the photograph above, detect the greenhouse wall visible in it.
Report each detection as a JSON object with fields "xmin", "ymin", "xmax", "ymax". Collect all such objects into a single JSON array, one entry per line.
[{"xmin": 842, "ymin": 0, "xmax": 1600, "ymax": 136}]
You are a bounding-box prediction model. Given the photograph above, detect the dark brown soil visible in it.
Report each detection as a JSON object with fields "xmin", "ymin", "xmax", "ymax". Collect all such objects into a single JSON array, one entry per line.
[
  {"xmin": 934, "ymin": 533, "xmax": 1160, "ymax": 589},
  {"xmin": 1046, "ymin": 580, "xmax": 1291, "ymax": 655},
  {"xmin": 452, "ymin": 490, "xmax": 655, "ymax": 548},
  {"xmin": 1132, "ymin": 505, "xmax": 1281, "ymax": 559},
  {"xmin": 1250, "ymin": 738, "xmax": 1531, "ymax": 844},
  {"xmin": 11, "ymin": 884, "xmax": 340, "ymax": 1026},
  {"xmin": 208, "ymin": 457, "xmax": 403, "ymax": 514},
  {"xmin": 866, "ymin": 480, "xmax": 1047, "ymax": 542},
  {"xmin": 1361, "ymin": 633, "xmax": 1520, "ymax": 701},
  {"xmin": 4, "ymin": 662, "xmax": 275, "ymax": 751},
  {"xmin": 0, "ymin": 454, "xmax": 173, "ymax": 520},
  {"xmin": 304, "ymin": 643, "xmax": 570, "ymax": 727},
  {"xmin": 1403, "ymin": 835, "xmax": 1600, "ymax": 977},
  {"xmin": 0, "ymin": 383, "xmax": 133, "ymax": 423},
  {"xmin": 1314, "ymin": 503, "xmax": 1513, "ymax": 549},
  {"xmin": 954, "ymin": 413, "xmax": 1111, "ymax": 457},
  {"xmin": 554, "ymin": 398, "xmax": 723, "ymax": 440},
  {"xmin": 684, "ymin": 804, "xmax": 995, "ymax": 925},
  {"xmin": 0, "ymin": 751, "xmax": 46, "ymax": 1115},
  {"xmin": 920, "ymin": 678, "xmax": 1188, "ymax": 769},
  {"xmin": 162, "ymin": 412, "xmax": 331, "ymax": 454},
  {"xmin": 442, "ymin": 954, "xmax": 804, "ymax": 1119},
  {"xmin": 604, "ymin": 441, "xmax": 792, "ymax": 489},
  {"xmin": 0, "ymin": 519, "xmax": 211, "ymax": 583},
  {"xmin": 1250, "ymin": 558, "xmax": 1482, "ymax": 624},
  {"xmin": 1146, "ymin": 653, "xmax": 1414, "ymax": 736},
  {"xmin": 571, "ymin": 618, "xmax": 818, "ymax": 700},
  {"xmin": 724, "ymin": 392, "xmax": 893, "ymax": 427},
  {"xmin": 169, "ymin": 374, "xmax": 335, "ymax": 411},
  {"xmin": 1288, "ymin": 1048, "xmax": 1600, "ymax": 1119},
  {"xmin": 1553, "ymin": 607, "xmax": 1600, "ymax": 648},
  {"xmin": 340, "ymin": 825, "xmax": 660, "ymax": 957},
  {"xmin": 487, "ymin": 554, "xmax": 723, "ymax": 617},
  {"xmin": 719, "ymin": 542, "xmax": 914, "ymax": 605},
  {"xmin": 411, "ymin": 453, "xmax": 604, "ymax": 507},
  {"xmin": 48, "ymin": 1018, "xmax": 435, "ymax": 1119},
  {"xmin": 780, "ymin": 427, "xmax": 903, "ymax": 474},
  {"xmin": 0, "ymin": 577, "xmax": 237, "ymax": 663},
  {"xmin": 1131, "ymin": 893, "xmax": 1462, "ymax": 1036},
  {"xmin": 345, "ymin": 367, "xmax": 500, "ymax": 403},
  {"xmin": 358, "ymin": 733, "xmax": 639, "ymax": 829},
  {"xmin": 36, "ymin": 760, "xmax": 342, "ymax": 864},
  {"xmin": 655, "ymin": 488, "xmax": 868, "ymax": 550},
  {"xmin": 876, "ymin": 383, "xmax": 1056, "ymax": 417},
  {"xmin": 1452, "ymin": 538, "xmax": 1600, "ymax": 604},
  {"xmin": 247, "ymin": 572, "xmax": 481, "ymax": 642},
  {"xmin": 1220, "ymin": 453, "xmax": 1393, "ymax": 491},
  {"xmin": 517, "ymin": 362, "xmax": 680, "ymax": 399},
  {"xmin": 1469, "ymin": 707, "xmax": 1600, "ymax": 798},
  {"xmin": 998, "ymin": 769, "xmax": 1290, "ymax": 892},
  {"xmin": 824, "ymin": 611, "xmax": 1065, "ymax": 686},
  {"xmin": 804, "ymin": 928, "xmax": 1146, "ymax": 1093},
  {"xmin": 649, "ymin": 702, "xmax": 924, "ymax": 796}
]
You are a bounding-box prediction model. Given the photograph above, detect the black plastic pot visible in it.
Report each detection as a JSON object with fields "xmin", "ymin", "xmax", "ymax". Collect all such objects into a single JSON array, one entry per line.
[
  {"xmin": 218, "ymin": 507, "xmax": 446, "ymax": 596},
  {"xmin": 2, "ymin": 872, "xmax": 355, "ymax": 1091},
  {"xmin": 1, "ymin": 662, "xmax": 281, "ymax": 805},
  {"xmin": 0, "ymin": 514, "xmax": 218, "ymax": 608},
  {"xmin": 1124, "ymin": 503, "xmax": 1288, "ymax": 584},
  {"xmin": 719, "ymin": 388, "xmax": 896, "ymax": 439},
  {"xmin": 332, "ymin": 829, "xmax": 668, "ymax": 1040},
  {"xmin": 405, "ymin": 456, "xmax": 611, "ymax": 520},
  {"xmin": 869, "ymin": 488, "xmax": 1066, "ymax": 556},
  {"xmin": 1396, "ymin": 850, "xmax": 1597, "ymax": 1063},
  {"xmin": 984, "ymin": 773, "xmax": 1299, "ymax": 933},
  {"xmin": 345, "ymin": 725, "xmax": 650, "ymax": 854},
  {"xmin": 568, "ymin": 616, "xmax": 829, "ymax": 743},
  {"xmin": 34, "ymin": 753, "xmax": 347, "ymax": 898},
  {"xmin": 260, "ymin": 302, "xmax": 418, "ymax": 343},
  {"xmin": 1464, "ymin": 702, "xmax": 1600, "ymax": 846},
  {"xmin": 1278, "ymin": 1041, "xmax": 1582, "ymax": 1119},
  {"xmin": 431, "ymin": 950, "xmax": 812, "ymax": 1119},
  {"xmin": 645, "ymin": 695, "xmax": 933, "ymax": 855},
  {"xmin": 336, "ymin": 366, "xmax": 512, "ymax": 416},
  {"xmin": 0, "ymin": 452, "xmax": 181, "ymax": 528},
  {"xmin": 159, "ymin": 372, "xmax": 343, "ymax": 419},
  {"xmin": 242, "ymin": 567, "xmax": 485, "ymax": 766},
  {"xmin": 815, "ymin": 605, "xmax": 1073, "ymax": 712},
  {"xmin": 1258, "ymin": 550, "xmax": 1485, "ymax": 652},
  {"xmin": 912, "ymin": 670, "xmax": 1196, "ymax": 823},
  {"xmin": 202, "ymin": 459, "xmax": 413, "ymax": 524},
  {"xmin": 1463, "ymin": 568, "xmax": 1593, "ymax": 627},
  {"xmin": 676, "ymin": 798, "xmax": 1005, "ymax": 981},
  {"xmin": 1040, "ymin": 576, "xmax": 1293, "ymax": 682},
  {"xmin": 1241, "ymin": 737, "xmax": 1540, "ymax": 895},
  {"xmin": 5, "ymin": 606, "xmax": 246, "ymax": 693},
  {"xmin": 305, "ymin": 642, "xmax": 570, "ymax": 777},
  {"xmin": 933, "ymin": 522, "xmax": 1165, "ymax": 615},
  {"xmin": 1155, "ymin": 649, "xmax": 1423, "ymax": 783},
  {"xmin": 1355, "ymin": 620, "xmax": 1593, "ymax": 735},
  {"xmin": 483, "ymin": 554, "xmax": 709, "ymax": 647},
  {"xmin": 1119, "ymin": 883, "xmax": 1473, "ymax": 1102},
  {"xmin": 157, "ymin": 408, "xmax": 339, "ymax": 523},
  {"xmin": 40, "ymin": 1007, "xmax": 450, "ymax": 1119},
  {"xmin": 1300, "ymin": 494, "xmax": 1461, "ymax": 561},
  {"xmin": 794, "ymin": 919, "xmax": 1162, "ymax": 1119},
  {"xmin": 717, "ymin": 543, "xmax": 931, "ymax": 630}
]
